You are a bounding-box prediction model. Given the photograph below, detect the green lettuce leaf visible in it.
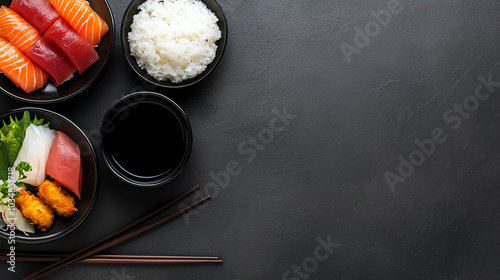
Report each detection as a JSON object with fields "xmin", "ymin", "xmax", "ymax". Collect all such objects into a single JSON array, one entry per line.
[
  {"xmin": 0, "ymin": 111, "xmax": 50, "ymax": 180},
  {"xmin": 0, "ymin": 142, "xmax": 6, "ymax": 181}
]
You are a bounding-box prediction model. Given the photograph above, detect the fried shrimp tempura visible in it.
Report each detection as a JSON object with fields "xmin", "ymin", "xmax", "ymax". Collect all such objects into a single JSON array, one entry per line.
[
  {"xmin": 15, "ymin": 189, "xmax": 54, "ymax": 231},
  {"xmin": 37, "ymin": 180, "xmax": 78, "ymax": 217}
]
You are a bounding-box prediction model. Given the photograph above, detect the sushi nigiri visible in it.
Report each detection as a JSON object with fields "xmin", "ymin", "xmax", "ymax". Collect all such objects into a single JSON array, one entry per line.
[
  {"xmin": 27, "ymin": 38, "xmax": 76, "ymax": 86},
  {"xmin": 44, "ymin": 18, "xmax": 98, "ymax": 74},
  {"xmin": 10, "ymin": 0, "xmax": 60, "ymax": 34},
  {"xmin": 14, "ymin": 123, "xmax": 56, "ymax": 186},
  {"xmin": 48, "ymin": 0, "xmax": 108, "ymax": 47},
  {"xmin": 46, "ymin": 131, "xmax": 82, "ymax": 199},
  {"xmin": 0, "ymin": 6, "xmax": 40, "ymax": 53},
  {"xmin": 0, "ymin": 37, "xmax": 48, "ymax": 93}
]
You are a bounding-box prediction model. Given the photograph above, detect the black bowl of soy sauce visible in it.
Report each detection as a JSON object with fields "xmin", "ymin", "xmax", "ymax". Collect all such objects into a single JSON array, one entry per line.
[{"xmin": 100, "ymin": 91, "xmax": 192, "ymax": 187}]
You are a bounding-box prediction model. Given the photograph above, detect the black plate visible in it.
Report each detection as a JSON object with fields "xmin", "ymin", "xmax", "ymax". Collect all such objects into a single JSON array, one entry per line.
[
  {"xmin": 0, "ymin": 0, "xmax": 114, "ymax": 103},
  {"xmin": 0, "ymin": 108, "xmax": 99, "ymax": 244},
  {"xmin": 121, "ymin": 0, "xmax": 228, "ymax": 88},
  {"xmin": 100, "ymin": 91, "xmax": 193, "ymax": 187}
]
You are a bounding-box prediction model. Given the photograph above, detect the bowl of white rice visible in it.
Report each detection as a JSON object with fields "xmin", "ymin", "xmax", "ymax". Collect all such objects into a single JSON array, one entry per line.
[{"xmin": 121, "ymin": 0, "xmax": 227, "ymax": 88}]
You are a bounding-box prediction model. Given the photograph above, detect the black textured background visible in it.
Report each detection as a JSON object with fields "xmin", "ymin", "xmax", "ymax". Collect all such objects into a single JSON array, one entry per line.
[{"xmin": 1, "ymin": 0, "xmax": 500, "ymax": 279}]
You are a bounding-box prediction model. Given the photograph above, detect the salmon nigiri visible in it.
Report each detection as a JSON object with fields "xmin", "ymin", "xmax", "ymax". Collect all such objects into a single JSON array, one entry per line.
[
  {"xmin": 0, "ymin": 6, "xmax": 40, "ymax": 53},
  {"xmin": 48, "ymin": 0, "xmax": 108, "ymax": 47},
  {"xmin": 0, "ymin": 37, "xmax": 48, "ymax": 93}
]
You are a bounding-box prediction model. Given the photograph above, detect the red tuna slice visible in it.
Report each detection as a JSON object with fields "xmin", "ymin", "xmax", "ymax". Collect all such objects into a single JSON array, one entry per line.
[
  {"xmin": 27, "ymin": 38, "xmax": 75, "ymax": 86},
  {"xmin": 44, "ymin": 19, "xmax": 98, "ymax": 74},
  {"xmin": 10, "ymin": 0, "xmax": 60, "ymax": 34},
  {"xmin": 46, "ymin": 131, "xmax": 82, "ymax": 199}
]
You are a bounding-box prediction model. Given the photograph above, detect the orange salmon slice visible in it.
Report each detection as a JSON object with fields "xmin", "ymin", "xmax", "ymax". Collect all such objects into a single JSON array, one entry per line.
[
  {"xmin": 48, "ymin": 0, "xmax": 108, "ymax": 47},
  {"xmin": 0, "ymin": 37, "xmax": 48, "ymax": 93},
  {"xmin": 0, "ymin": 6, "xmax": 40, "ymax": 53}
]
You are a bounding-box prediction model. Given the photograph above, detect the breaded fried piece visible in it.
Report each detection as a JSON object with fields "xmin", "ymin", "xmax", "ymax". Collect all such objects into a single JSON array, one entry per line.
[
  {"xmin": 37, "ymin": 180, "xmax": 77, "ymax": 217},
  {"xmin": 15, "ymin": 189, "xmax": 54, "ymax": 231}
]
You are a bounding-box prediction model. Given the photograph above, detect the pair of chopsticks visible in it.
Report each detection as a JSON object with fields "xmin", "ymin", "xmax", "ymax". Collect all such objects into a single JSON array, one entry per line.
[
  {"xmin": 19, "ymin": 185, "xmax": 214, "ymax": 280},
  {"xmin": 0, "ymin": 252, "xmax": 222, "ymax": 264}
]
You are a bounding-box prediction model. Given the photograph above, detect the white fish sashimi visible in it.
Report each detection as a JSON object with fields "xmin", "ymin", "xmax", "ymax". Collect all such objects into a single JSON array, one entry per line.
[
  {"xmin": 13, "ymin": 124, "xmax": 55, "ymax": 186},
  {"xmin": 33, "ymin": 125, "xmax": 56, "ymax": 183}
]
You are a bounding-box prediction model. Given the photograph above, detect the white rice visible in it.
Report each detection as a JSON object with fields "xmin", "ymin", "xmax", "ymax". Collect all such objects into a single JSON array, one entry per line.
[{"xmin": 128, "ymin": 0, "xmax": 221, "ymax": 83}]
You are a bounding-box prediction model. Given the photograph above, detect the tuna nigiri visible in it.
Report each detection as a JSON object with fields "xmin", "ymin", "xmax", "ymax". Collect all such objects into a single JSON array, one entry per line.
[
  {"xmin": 14, "ymin": 123, "xmax": 56, "ymax": 186},
  {"xmin": 10, "ymin": 0, "xmax": 60, "ymax": 34},
  {"xmin": 48, "ymin": 0, "xmax": 108, "ymax": 47},
  {"xmin": 0, "ymin": 6, "xmax": 40, "ymax": 53},
  {"xmin": 0, "ymin": 37, "xmax": 48, "ymax": 93},
  {"xmin": 44, "ymin": 18, "xmax": 98, "ymax": 74},
  {"xmin": 46, "ymin": 131, "xmax": 82, "ymax": 199},
  {"xmin": 27, "ymin": 38, "xmax": 76, "ymax": 86}
]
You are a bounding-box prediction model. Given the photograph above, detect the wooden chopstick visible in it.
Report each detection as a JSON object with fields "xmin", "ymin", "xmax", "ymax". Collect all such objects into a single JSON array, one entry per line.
[
  {"xmin": 25, "ymin": 193, "xmax": 211, "ymax": 279},
  {"xmin": 0, "ymin": 255, "xmax": 222, "ymax": 264},
  {"xmin": 2, "ymin": 252, "xmax": 219, "ymax": 260},
  {"xmin": 77, "ymin": 258, "xmax": 222, "ymax": 264},
  {"xmin": 21, "ymin": 185, "xmax": 211, "ymax": 280}
]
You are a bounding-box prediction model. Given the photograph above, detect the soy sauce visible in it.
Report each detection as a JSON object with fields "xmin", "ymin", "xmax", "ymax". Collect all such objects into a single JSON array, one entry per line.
[{"xmin": 104, "ymin": 102, "xmax": 185, "ymax": 178}]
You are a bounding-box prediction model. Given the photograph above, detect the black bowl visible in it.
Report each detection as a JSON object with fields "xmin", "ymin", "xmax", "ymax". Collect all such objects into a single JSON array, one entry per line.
[
  {"xmin": 0, "ymin": 108, "xmax": 99, "ymax": 244},
  {"xmin": 100, "ymin": 91, "xmax": 192, "ymax": 187},
  {"xmin": 121, "ymin": 0, "xmax": 228, "ymax": 88},
  {"xmin": 0, "ymin": 0, "xmax": 114, "ymax": 103}
]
